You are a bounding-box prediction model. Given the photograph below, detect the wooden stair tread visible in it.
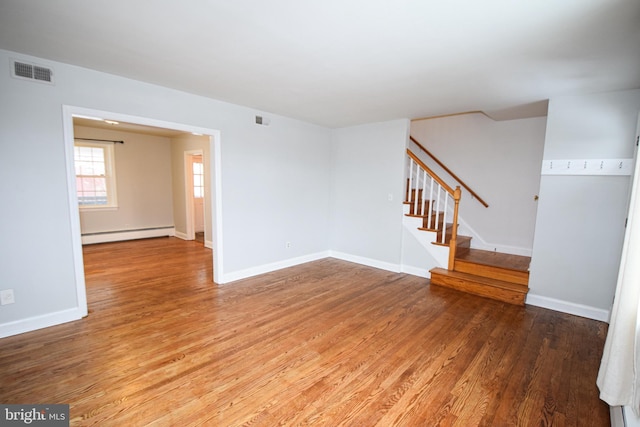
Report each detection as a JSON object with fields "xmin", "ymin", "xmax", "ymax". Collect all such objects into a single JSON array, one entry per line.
[
  {"xmin": 455, "ymin": 248, "xmax": 530, "ymax": 273},
  {"xmin": 431, "ymin": 235, "xmax": 471, "ymax": 247},
  {"xmin": 406, "ymin": 213, "xmax": 442, "ymax": 219}
]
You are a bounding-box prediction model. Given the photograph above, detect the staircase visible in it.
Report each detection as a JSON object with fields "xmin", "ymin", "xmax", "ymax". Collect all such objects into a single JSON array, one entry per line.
[
  {"xmin": 430, "ymin": 249, "xmax": 530, "ymax": 306},
  {"xmin": 404, "ymin": 146, "xmax": 530, "ymax": 306}
]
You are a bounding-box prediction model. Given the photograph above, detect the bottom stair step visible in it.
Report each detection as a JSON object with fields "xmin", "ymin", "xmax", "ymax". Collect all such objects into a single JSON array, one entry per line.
[{"xmin": 429, "ymin": 267, "xmax": 528, "ymax": 306}]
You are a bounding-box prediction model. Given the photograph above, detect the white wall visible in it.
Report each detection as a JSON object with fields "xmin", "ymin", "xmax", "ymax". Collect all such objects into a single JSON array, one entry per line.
[
  {"xmin": 410, "ymin": 113, "xmax": 547, "ymax": 255},
  {"xmin": 330, "ymin": 119, "xmax": 409, "ymax": 270},
  {"xmin": 74, "ymin": 125, "xmax": 174, "ymax": 235},
  {"xmin": 220, "ymin": 114, "xmax": 332, "ymax": 277},
  {"xmin": 400, "ymin": 226, "xmax": 443, "ymax": 277},
  {"xmin": 528, "ymin": 89, "xmax": 640, "ymax": 320},
  {"xmin": 0, "ymin": 49, "xmax": 332, "ymax": 337}
]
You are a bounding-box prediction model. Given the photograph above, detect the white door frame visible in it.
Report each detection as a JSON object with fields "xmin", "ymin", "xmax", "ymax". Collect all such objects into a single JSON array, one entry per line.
[
  {"xmin": 62, "ymin": 106, "xmax": 225, "ymax": 316},
  {"xmin": 184, "ymin": 149, "xmax": 205, "ymax": 241}
]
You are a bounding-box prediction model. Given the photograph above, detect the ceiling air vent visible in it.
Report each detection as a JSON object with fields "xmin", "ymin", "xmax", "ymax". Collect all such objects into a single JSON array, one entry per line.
[{"xmin": 11, "ymin": 60, "xmax": 54, "ymax": 84}]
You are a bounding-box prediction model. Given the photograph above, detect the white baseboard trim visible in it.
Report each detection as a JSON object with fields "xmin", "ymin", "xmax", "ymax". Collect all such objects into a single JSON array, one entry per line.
[
  {"xmin": 0, "ymin": 307, "xmax": 86, "ymax": 339},
  {"xmin": 221, "ymin": 251, "xmax": 429, "ymax": 285},
  {"xmin": 82, "ymin": 227, "xmax": 175, "ymax": 245},
  {"xmin": 471, "ymin": 243, "xmax": 532, "ymax": 258},
  {"xmin": 526, "ymin": 293, "xmax": 610, "ymax": 322},
  {"xmin": 221, "ymin": 251, "xmax": 331, "ymax": 284},
  {"xmin": 457, "ymin": 217, "xmax": 533, "ymax": 257},
  {"xmin": 611, "ymin": 406, "xmax": 625, "ymax": 427},
  {"xmin": 174, "ymin": 231, "xmax": 189, "ymax": 240},
  {"xmin": 173, "ymin": 233, "xmax": 212, "ymax": 248},
  {"xmin": 329, "ymin": 251, "xmax": 401, "ymax": 273},
  {"xmin": 400, "ymin": 264, "xmax": 430, "ymax": 278}
]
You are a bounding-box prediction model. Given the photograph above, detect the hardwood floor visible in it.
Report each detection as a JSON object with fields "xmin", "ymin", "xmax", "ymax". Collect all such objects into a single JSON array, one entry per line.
[{"xmin": 0, "ymin": 238, "xmax": 610, "ymax": 426}]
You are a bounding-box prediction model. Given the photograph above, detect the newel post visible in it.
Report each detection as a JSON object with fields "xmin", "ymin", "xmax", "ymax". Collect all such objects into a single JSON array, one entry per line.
[{"xmin": 448, "ymin": 186, "xmax": 462, "ymax": 271}]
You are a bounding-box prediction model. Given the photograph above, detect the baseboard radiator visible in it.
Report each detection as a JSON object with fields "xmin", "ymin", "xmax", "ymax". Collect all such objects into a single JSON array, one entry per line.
[{"xmin": 81, "ymin": 226, "xmax": 175, "ymax": 245}]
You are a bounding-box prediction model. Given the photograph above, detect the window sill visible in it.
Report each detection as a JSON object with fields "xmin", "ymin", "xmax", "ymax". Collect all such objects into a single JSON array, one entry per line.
[{"xmin": 79, "ymin": 206, "xmax": 119, "ymax": 212}]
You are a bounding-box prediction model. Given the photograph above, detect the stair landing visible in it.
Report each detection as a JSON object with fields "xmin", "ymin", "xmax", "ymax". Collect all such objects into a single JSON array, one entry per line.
[
  {"xmin": 455, "ymin": 249, "xmax": 530, "ymax": 272},
  {"xmin": 430, "ymin": 249, "xmax": 531, "ymax": 306}
]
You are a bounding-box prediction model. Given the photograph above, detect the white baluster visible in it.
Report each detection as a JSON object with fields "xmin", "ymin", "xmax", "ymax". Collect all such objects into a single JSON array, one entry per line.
[
  {"xmin": 435, "ymin": 185, "xmax": 441, "ymax": 235},
  {"xmin": 408, "ymin": 160, "xmax": 414, "ymax": 205},
  {"xmin": 427, "ymin": 176, "xmax": 434, "ymax": 229},
  {"xmin": 421, "ymin": 169, "xmax": 428, "ymax": 216},
  {"xmin": 413, "ymin": 163, "xmax": 422, "ymax": 215}
]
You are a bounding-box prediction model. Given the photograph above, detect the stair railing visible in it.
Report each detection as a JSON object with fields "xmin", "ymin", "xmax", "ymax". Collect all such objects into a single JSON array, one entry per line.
[
  {"xmin": 409, "ymin": 135, "xmax": 488, "ymax": 208},
  {"xmin": 407, "ymin": 149, "xmax": 461, "ymax": 270}
]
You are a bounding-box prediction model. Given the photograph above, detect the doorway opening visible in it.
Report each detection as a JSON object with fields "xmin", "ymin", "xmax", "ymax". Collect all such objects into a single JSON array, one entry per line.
[
  {"xmin": 62, "ymin": 106, "xmax": 224, "ymax": 317},
  {"xmin": 185, "ymin": 151, "xmax": 206, "ymax": 245}
]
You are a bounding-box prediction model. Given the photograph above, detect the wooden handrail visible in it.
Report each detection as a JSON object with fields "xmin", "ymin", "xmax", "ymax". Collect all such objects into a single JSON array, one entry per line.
[
  {"xmin": 406, "ymin": 150, "xmax": 455, "ymax": 195},
  {"xmin": 409, "ymin": 135, "xmax": 489, "ymax": 208}
]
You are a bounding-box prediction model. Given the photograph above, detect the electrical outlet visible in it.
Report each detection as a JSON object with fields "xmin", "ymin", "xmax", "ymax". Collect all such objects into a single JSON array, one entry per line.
[
  {"xmin": 286, "ymin": 241, "xmax": 292, "ymax": 249},
  {"xmin": 0, "ymin": 289, "xmax": 15, "ymax": 305}
]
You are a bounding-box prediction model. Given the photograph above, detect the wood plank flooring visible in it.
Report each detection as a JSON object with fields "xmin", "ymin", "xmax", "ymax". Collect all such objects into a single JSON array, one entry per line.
[{"xmin": 0, "ymin": 237, "xmax": 610, "ymax": 426}]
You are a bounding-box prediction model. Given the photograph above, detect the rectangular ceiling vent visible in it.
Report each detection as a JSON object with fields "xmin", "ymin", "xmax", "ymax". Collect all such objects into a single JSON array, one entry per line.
[{"xmin": 11, "ymin": 60, "xmax": 54, "ymax": 84}]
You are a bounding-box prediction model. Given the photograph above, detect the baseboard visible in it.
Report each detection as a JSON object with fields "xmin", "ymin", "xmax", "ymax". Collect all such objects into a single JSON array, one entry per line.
[
  {"xmin": 611, "ymin": 406, "xmax": 625, "ymax": 427},
  {"xmin": 173, "ymin": 233, "xmax": 212, "ymax": 248},
  {"xmin": 457, "ymin": 217, "xmax": 533, "ymax": 257},
  {"xmin": 222, "ymin": 251, "xmax": 424, "ymax": 285},
  {"xmin": 221, "ymin": 251, "xmax": 331, "ymax": 283},
  {"xmin": 0, "ymin": 307, "xmax": 86, "ymax": 339},
  {"xmin": 329, "ymin": 251, "xmax": 401, "ymax": 273},
  {"xmin": 400, "ymin": 264, "xmax": 430, "ymax": 278},
  {"xmin": 472, "ymin": 243, "xmax": 532, "ymax": 257},
  {"xmin": 82, "ymin": 227, "xmax": 175, "ymax": 244},
  {"xmin": 174, "ymin": 231, "xmax": 189, "ymax": 240},
  {"xmin": 526, "ymin": 293, "xmax": 610, "ymax": 322}
]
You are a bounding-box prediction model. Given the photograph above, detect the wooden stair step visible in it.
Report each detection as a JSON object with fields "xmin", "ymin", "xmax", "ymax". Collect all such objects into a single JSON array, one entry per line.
[
  {"xmin": 430, "ymin": 267, "xmax": 528, "ymax": 306},
  {"xmin": 454, "ymin": 249, "xmax": 530, "ymax": 285},
  {"xmin": 417, "ymin": 212, "xmax": 445, "ymax": 229},
  {"xmin": 455, "ymin": 259, "xmax": 529, "ymax": 285},
  {"xmin": 455, "ymin": 248, "xmax": 531, "ymax": 271},
  {"xmin": 431, "ymin": 235, "xmax": 471, "ymax": 250},
  {"xmin": 404, "ymin": 211, "xmax": 440, "ymax": 220},
  {"xmin": 403, "ymin": 199, "xmax": 435, "ymax": 216},
  {"xmin": 428, "ymin": 223, "xmax": 471, "ymax": 250}
]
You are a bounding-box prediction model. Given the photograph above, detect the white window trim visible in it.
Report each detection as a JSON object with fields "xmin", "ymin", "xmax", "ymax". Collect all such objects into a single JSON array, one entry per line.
[
  {"xmin": 74, "ymin": 140, "xmax": 118, "ymax": 210},
  {"xmin": 193, "ymin": 159, "xmax": 205, "ymax": 199}
]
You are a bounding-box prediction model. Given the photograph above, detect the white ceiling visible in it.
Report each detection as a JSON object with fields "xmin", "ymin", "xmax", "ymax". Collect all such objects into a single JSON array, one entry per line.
[{"xmin": 1, "ymin": 0, "xmax": 639, "ymax": 128}]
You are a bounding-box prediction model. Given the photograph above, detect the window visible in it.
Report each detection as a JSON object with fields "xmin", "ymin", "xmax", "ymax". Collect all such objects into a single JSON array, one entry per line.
[
  {"xmin": 193, "ymin": 160, "xmax": 204, "ymax": 198},
  {"xmin": 74, "ymin": 141, "xmax": 117, "ymax": 208}
]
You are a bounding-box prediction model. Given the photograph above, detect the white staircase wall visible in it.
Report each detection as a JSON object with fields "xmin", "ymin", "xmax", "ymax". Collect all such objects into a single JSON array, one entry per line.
[{"xmin": 400, "ymin": 203, "xmax": 449, "ymax": 277}]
